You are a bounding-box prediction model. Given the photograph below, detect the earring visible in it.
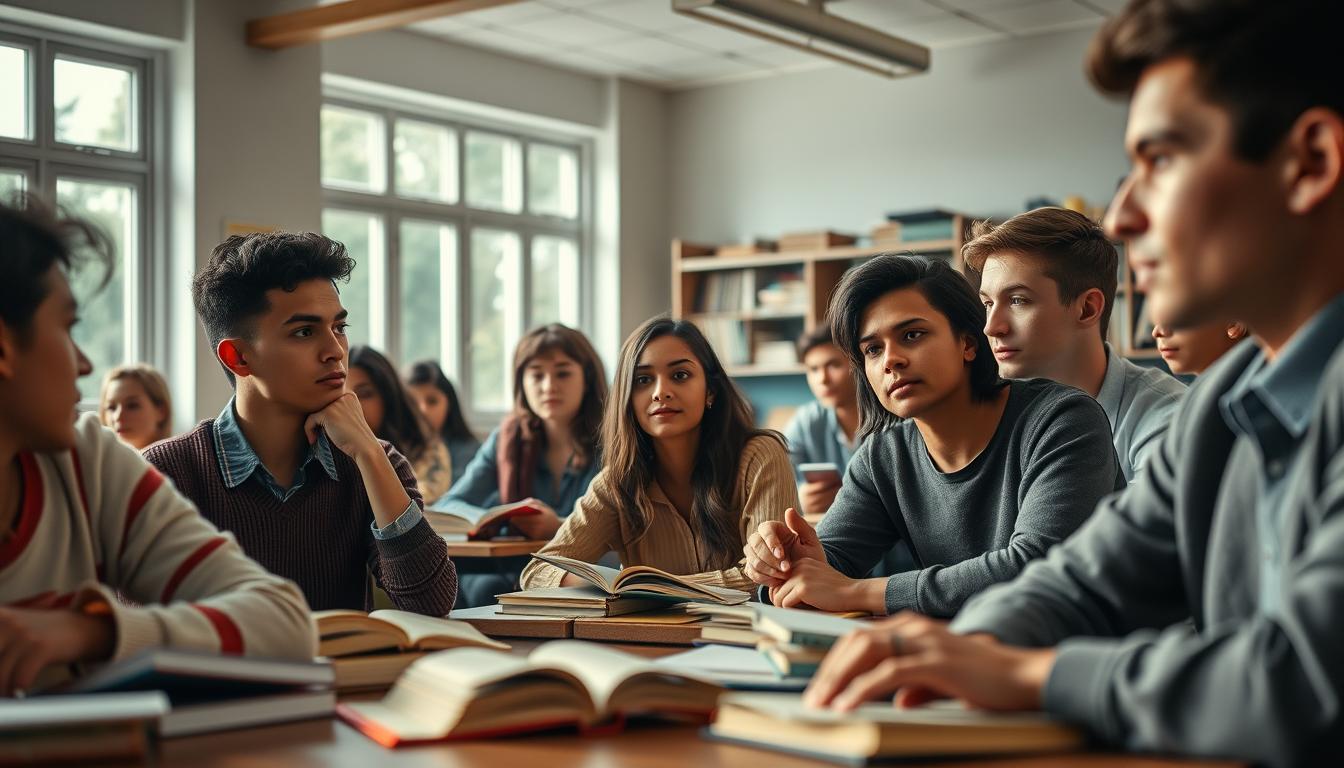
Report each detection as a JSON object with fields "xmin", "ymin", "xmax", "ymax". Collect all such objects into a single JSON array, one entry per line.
[{"xmin": 1227, "ymin": 322, "xmax": 1247, "ymax": 341}]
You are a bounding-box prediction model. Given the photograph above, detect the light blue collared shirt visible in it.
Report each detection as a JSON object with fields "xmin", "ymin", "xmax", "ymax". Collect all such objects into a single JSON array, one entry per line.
[
  {"xmin": 1095, "ymin": 343, "xmax": 1188, "ymax": 481},
  {"xmin": 782, "ymin": 400, "xmax": 858, "ymax": 481},
  {"xmin": 212, "ymin": 398, "xmax": 421, "ymax": 540},
  {"xmin": 1219, "ymin": 293, "xmax": 1344, "ymax": 613}
]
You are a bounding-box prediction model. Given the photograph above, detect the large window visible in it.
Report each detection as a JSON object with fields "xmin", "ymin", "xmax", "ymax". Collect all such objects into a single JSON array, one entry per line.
[
  {"xmin": 320, "ymin": 99, "xmax": 588, "ymax": 417},
  {"xmin": 0, "ymin": 28, "xmax": 154, "ymax": 402}
]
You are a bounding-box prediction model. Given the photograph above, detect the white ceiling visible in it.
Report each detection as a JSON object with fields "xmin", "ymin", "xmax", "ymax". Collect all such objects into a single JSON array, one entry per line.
[{"xmin": 408, "ymin": 0, "xmax": 1126, "ymax": 90}]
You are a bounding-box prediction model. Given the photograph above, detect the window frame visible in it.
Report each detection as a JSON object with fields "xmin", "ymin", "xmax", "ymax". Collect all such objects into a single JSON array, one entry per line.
[
  {"xmin": 0, "ymin": 23, "xmax": 161, "ymax": 407},
  {"xmin": 320, "ymin": 94, "xmax": 593, "ymax": 423}
]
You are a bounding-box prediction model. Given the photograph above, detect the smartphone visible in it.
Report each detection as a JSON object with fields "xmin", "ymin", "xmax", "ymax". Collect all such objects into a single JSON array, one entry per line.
[{"xmin": 799, "ymin": 462, "xmax": 842, "ymax": 484}]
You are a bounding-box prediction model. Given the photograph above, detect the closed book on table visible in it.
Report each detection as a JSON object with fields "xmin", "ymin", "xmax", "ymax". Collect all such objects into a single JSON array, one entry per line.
[
  {"xmin": 448, "ymin": 604, "xmax": 574, "ymax": 639},
  {"xmin": 495, "ymin": 586, "xmax": 667, "ymax": 618},
  {"xmin": 708, "ymin": 692, "xmax": 1084, "ymax": 764},
  {"xmin": 756, "ymin": 637, "xmax": 827, "ymax": 678},
  {"xmin": 339, "ymin": 641, "xmax": 722, "ymax": 747},
  {"xmin": 0, "ymin": 692, "xmax": 167, "ymax": 765},
  {"xmin": 424, "ymin": 499, "xmax": 542, "ymax": 539},
  {"xmin": 60, "ymin": 649, "xmax": 335, "ymax": 738},
  {"xmin": 530, "ymin": 553, "xmax": 750, "ymax": 606},
  {"xmin": 572, "ymin": 609, "xmax": 706, "ymax": 645},
  {"xmin": 753, "ymin": 604, "xmax": 865, "ymax": 649}
]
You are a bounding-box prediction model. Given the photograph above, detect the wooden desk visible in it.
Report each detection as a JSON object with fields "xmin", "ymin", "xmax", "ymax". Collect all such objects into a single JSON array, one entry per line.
[
  {"xmin": 159, "ymin": 717, "xmax": 1242, "ymax": 768},
  {"xmin": 442, "ymin": 539, "xmax": 547, "ymax": 558},
  {"xmin": 157, "ymin": 642, "xmax": 1243, "ymax": 767}
]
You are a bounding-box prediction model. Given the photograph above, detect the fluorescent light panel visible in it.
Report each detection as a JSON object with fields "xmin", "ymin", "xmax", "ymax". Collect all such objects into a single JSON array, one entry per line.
[{"xmin": 673, "ymin": 0, "xmax": 929, "ymax": 78}]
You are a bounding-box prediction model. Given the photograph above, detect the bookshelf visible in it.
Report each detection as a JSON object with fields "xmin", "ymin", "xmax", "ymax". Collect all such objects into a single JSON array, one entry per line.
[
  {"xmin": 671, "ymin": 214, "xmax": 973, "ymax": 377},
  {"xmin": 1111, "ymin": 243, "xmax": 1162, "ymax": 361}
]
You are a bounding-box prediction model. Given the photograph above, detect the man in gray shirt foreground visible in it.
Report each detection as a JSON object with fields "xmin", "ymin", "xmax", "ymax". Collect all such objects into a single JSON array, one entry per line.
[{"xmin": 801, "ymin": 1, "xmax": 1344, "ymax": 765}]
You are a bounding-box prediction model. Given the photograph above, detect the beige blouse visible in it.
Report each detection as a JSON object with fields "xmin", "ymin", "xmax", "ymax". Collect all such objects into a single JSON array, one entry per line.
[
  {"xmin": 411, "ymin": 438, "xmax": 453, "ymax": 503},
  {"xmin": 519, "ymin": 434, "xmax": 800, "ymax": 592}
]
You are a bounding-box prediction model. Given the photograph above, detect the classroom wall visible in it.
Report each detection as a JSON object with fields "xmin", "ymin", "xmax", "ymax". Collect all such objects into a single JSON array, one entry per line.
[{"xmin": 667, "ymin": 25, "xmax": 1128, "ymax": 242}]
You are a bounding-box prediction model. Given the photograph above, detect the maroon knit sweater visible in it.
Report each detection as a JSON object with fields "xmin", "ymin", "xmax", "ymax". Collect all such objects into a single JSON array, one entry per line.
[{"xmin": 144, "ymin": 421, "xmax": 457, "ymax": 615}]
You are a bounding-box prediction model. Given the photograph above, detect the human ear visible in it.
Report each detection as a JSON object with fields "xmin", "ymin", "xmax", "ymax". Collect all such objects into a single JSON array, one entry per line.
[
  {"xmin": 217, "ymin": 339, "xmax": 252, "ymax": 379},
  {"xmin": 1282, "ymin": 107, "xmax": 1344, "ymax": 216}
]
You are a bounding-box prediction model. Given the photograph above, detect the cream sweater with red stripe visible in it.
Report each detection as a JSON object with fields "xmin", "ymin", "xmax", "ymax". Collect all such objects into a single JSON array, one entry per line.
[{"xmin": 0, "ymin": 413, "xmax": 316, "ymax": 661}]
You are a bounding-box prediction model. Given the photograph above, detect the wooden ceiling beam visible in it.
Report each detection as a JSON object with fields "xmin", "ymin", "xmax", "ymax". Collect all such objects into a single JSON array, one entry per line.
[{"xmin": 247, "ymin": 0, "xmax": 526, "ymax": 50}]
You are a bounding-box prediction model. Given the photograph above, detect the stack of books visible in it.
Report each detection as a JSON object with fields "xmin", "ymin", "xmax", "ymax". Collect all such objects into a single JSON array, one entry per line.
[
  {"xmin": 688, "ymin": 603, "xmax": 761, "ymax": 647},
  {"xmin": 58, "ymin": 649, "xmax": 335, "ymax": 738},
  {"xmin": 338, "ymin": 641, "xmax": 723, "ymax": 746},
  {"xmin": 752, "ymin": 604, "xmax": 865, "ymax": 680},
  {"xmin": 777, "ymin": 230, "xmax": 857, "ymax": 251},
  {"xmin": 495, "ymin": 586, "xmax": 667, "ymax": 618},
  {"xmin": 519, "ymin": 553, "xmax": 751, "ymax": 607},
  {"xmin": 423, "ymin": 499, "xmax": 542, "ymax": 541},
  {"xmin": 0, "ymin": 692, "xmax": 167, "ymax": 763},
  {"xmin": 708, "ymin": 692, "xmax": 1084, "ymax": 762},
  {"xmin": 315, "ymin": 609, "xmax": 511, "ymax": 691}
]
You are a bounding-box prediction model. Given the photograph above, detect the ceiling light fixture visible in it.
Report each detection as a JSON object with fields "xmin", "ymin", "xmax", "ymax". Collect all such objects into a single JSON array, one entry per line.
[{"xmin": 672, "ymin": 0, "xmax": 930, "ymax": 78}]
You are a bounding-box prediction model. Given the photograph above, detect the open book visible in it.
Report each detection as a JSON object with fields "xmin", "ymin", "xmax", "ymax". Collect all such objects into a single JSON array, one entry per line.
[
  {"xmin": 316, "ymin": 609, "xmax": 512, "ymax": 657},
  {"xmin": 530, "ymin": 552, "xmax": 750, "ymax": 605},
  {"xmin": 338, "ymin": 641, "xmax": 722, "ymax": 746},
  {"xmin": 708, "ymin": 692, "xmax": 1084, "ymax": 763},
  {"xmin": 424, "ymin": 499, "xmax": 542, "ymax": 540}
]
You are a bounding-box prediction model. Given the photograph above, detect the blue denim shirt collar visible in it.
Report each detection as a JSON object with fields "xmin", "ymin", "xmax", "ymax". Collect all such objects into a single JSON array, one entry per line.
[
  {"xmin": 1221, "ymin": 293, "xmax": 1344, "ymax": 443},
  {"xmin": 212, "ymin": 397, "xmax": 338, "ymax": 500}
]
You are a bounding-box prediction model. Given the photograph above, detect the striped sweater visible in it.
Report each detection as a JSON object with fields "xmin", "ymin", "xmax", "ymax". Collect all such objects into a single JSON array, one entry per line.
[
  {"xmin": 520, "ymin": 435, "xmax": 801, "ymax": 592},
  {"xmin": 0, "ymin": 414, "xmax": 316, "ymax": 661}
]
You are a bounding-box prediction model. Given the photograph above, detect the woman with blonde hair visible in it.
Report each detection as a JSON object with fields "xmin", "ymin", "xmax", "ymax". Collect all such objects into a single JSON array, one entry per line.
[{"xmin": 98, "ymin": 364, "xmax": 173, "ymax": 450}]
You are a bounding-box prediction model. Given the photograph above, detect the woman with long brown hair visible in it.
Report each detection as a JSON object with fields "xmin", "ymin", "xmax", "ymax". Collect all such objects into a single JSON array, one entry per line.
[
  {"xmin": 438, "ymin": 323, "xmax": 608, "ymax": 606},
  {"xmin": 520, "ymin": 316, "xmax": 798, "ymax": 592},
  {"xmin": 348, "ymin": 345, "xmax": 453, "ymax": 502}
]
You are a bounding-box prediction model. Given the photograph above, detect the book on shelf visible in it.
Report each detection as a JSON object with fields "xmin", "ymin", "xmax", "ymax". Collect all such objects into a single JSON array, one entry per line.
[
  {"xmin": 315, "ymin": 609, "xmax": 511, "ymax": 691},
  {"xmin": 530, "ymin": 552, "xmax": 751, "ymax": 605},
  {"xmin": 695, "ymin": 317, "xmax": 751, "ymax": 366},
  {"xmin": 716, "ymin": 238, "xmax": 777, "ymax": 258},
  {"xmin": 695, "ymin": 269, "xmax": 756, "ymax": 314},
  {"xmin": 883, "ymin": 208, "xmax": 961, "ymax": 242},
  {"xmin": 423, "ymin": 499, "xmax": 542, "ymax": 540},
  {"xmin": 495, "ymin": 585, "xmax": 669, "ymax": 618},
  {"xmin": 0, "ymin": 692, "xmax": 167, "ymax": 764},
  {"xmin": 777, "ymin": 230, "xmax": 858, "ymax": 251},
  {"xmin": 338, "ymin": 641, "xmax": 722, "ymax": 746},
  {"xmin": 59, "ymin": 649, "xmax": 335, "ymax": 738},
  {"xmin": 707, "ymin": 692, "xmax": 1084, "ymax": 764},
  {"xmin": 448, "ymin": 604, "xmax": 575, "ymax": 639}
]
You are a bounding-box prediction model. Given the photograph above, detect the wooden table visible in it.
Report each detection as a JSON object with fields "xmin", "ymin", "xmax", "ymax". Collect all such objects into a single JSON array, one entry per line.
[
  {"xmin": 156, "ymin": 640, "xmax": 1243, "ymax": 768},
  {"xmin": 441, "ymin": 539, "xmax": 547, "ymax": 558}
]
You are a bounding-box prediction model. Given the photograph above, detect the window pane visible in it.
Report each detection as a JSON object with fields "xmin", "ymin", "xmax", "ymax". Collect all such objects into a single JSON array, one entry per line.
[
  {"xmin": 54, "ymin": 56, "xmax": 135, "ymax": 152},
  {"xmin": 464, "ymin": 132, "xmax": 521, "ymax": 213},
  {"xmin": 322, "ymin": 209, "xmax": 383, "ymax": 350},
  {"xmin": 400, "ymin": 219, "xmax": 455, "ymax": 367},
  {"xmin": 0, "ymin": 45, "xmax": 28, "ymax": 140},
  {"xmin": 321, "ymin": 105, "xmax": 386, "ymax": 193},
  {"xmin": 0, "ymin": 169, "xmax": 26, "ymax": 203},
  {"xmin": 468, "ymin": 229, "xmax": 521, "ymax": 411},
  {"xmin": 531, "ymin": 236, "xmax": 579, "ymax": 327},
  {"xmin": 395, "ymin": 119, "xmax": 458, "ymax": 203},
  {"xmin": 57, "ymin": 178, "xmax": 135, "ymax": 400},
  {"xmin": 527, "ymin": 144, "xmax": 579, "ymax": 219}
]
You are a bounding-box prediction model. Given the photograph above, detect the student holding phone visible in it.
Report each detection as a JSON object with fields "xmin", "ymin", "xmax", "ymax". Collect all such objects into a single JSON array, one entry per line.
[{"xmin": 783, "ymin": 326, "xmax": 860, "ymax": 520}]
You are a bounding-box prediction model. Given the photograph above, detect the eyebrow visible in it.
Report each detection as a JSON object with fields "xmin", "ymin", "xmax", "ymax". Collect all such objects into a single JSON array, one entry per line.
[
  {"xmin": 1131, "ymin": 127, "xmax": 1190, "ymax": 157},
  {"xmin": 858, "ymin": 317, "xmax": 928, "ymax": 345},
  {"xmin": 283, "ymin": 309, "xmax": 348, "ymax": 325},
  {"xmin": 635, "ymin": 358, "xmax": 696, "ymax": 370},
  {"xmin": 980, "ymin": 283, "xmax": 1035, "ymax": 297}
]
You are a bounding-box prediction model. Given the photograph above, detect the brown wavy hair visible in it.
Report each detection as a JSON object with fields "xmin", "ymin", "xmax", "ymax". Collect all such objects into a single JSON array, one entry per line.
[
  {"xmin": 510, "ymin": 324, "xmax": 608, "ymax": 468},
  {"xmin": 602, "ymin": 316, "xmax": 782, "ymax": 570}
]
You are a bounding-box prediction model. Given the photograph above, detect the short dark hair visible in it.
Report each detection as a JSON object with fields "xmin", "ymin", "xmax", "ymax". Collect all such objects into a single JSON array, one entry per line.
[
  {"xmin": 1087, "ymin": 0, "xmax": 1344, "ymax": 161},
  {"xmin": 962, "ymin": 207, "xmax": 1118, "ymax": 342},
  {"xmin": 828, "ymin": 254, "xmax": 1001, "ymax": 441},
  {"xmin": 0, "ymin": 196, "xmax": 112, "ymax": 340},
  {"xmin": 192, "ymin": 232, "xmax": 355, "ymax": 385},
  {"xmin": 795, "ymin": 325, "xmax": 837, "ymax": 362}
]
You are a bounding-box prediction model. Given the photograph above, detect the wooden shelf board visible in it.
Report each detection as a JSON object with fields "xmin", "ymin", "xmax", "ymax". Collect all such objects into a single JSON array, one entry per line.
[
  {"xmin": 689, "ymin": 310, "xmax": 806, "ymax": 322},
  {"xmin": 677, "ymin": 238, "xmax": 961, "ymax": 273}
]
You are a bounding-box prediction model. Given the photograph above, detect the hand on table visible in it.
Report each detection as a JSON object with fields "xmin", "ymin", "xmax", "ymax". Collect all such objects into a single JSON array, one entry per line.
[
  {"xmin": 804, "ymin": 612, "xmax": 1056, "ymax": 713},
  {"xmin": 0, "ymin": 604, "xmax": 114, "ymax": 695}
]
